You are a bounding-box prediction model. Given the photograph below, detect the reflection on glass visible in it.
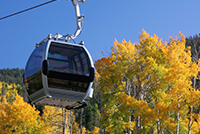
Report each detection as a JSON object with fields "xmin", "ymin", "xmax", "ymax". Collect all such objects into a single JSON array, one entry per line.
[
  {"xmin": 47, "ymin": 42, "xmax": 91, "ymax": 75},
  {"xmin": 25, "ymin": 44, "xmax": 45, "ymax": 78},
  {"xmin": 47, "ymin": 42, "xmax": 92, "ymax": 92}
]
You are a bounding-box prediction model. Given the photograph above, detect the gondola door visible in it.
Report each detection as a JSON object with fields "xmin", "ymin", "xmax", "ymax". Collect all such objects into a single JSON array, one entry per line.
[{"xmin": 43, "ymin": 40, "xmax": 93, "ymax": 107}]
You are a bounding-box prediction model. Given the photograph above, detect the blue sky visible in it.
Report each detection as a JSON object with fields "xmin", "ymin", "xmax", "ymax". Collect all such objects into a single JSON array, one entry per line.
[{"xmin": 0, "ymin": 0, "xmax": 200, "ymax": 69}]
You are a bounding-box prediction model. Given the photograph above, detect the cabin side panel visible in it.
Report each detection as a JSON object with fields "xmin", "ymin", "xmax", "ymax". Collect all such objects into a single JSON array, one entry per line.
[{"xmin": 24, "ymin": 41, "xmax": 47, "ymax": 95}]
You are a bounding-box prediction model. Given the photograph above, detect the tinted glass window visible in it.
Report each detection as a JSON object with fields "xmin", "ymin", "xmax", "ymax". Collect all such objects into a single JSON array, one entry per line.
[
  {"xmin": 25, "ymin": 71, "xmax": 43, "ymax": 95},
  {"xmin": 24, "ymin": 41, "xmax": 47, "ymax": 95},
  {"xmin": 48, "ymin": 77, "xmax": 89, "ymax": 92},
  {"xmin": 48, "ymin": 42, "xmax": 91, "ymax": 75},
  {"xmin": 25, "ymin": 41, "xmax": 47, "ymax": 78}
]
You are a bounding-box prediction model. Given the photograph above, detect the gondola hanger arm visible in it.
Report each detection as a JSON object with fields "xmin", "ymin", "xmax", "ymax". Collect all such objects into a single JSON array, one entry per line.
[
  {"xmin": 70, "ymin": 0, "xmax": 85, "ymax": 40},
  {"xmin": 36, "ymin": 0, "xmax": 85, "ymax": 47}
]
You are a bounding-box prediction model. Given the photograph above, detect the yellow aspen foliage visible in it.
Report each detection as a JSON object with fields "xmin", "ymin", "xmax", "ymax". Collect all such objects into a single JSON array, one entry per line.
[
  {"xmin": 0, "ymin": 93, "xmax": 42, "ymax": 133},
  {"xmin": 41, "ymin": 105, "xmax": 85, "ymax": 134},
  {"xmin": 82, "ymin": 127, "xmax": 87, "ymax": 134},
  {"xmin": 95, "ymin": 29, "xmax": 200, "ymax": 133},
  {"xmin": 41, "ymin": 106, "xmax": 65, "ymax": 133},
  {"xmin": 91, "ymin": 126, "xmax": 100, "ymax": 134},
  {"xmin": 41, "ymin": 106, "xmax": 83, "ymax": 134},
  {"xmin": 0, "ymin": 82, "xmax": 94, "ymax": 133},
  {"xmin": 0, "ymin": 82, "xmax": 19, "ymax": 103},
  {"xmin": 95, "ymin": 70, "xmax": 100, "ymax": 82}
]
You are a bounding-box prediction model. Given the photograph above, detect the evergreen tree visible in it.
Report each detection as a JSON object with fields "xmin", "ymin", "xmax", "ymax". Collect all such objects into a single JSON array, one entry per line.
[
  {"xmin": 0, "ymin": 68, "xmax": 24, "ymax": 86},
  {"xmin": 186, "ymin": 34, "xmax": 200, "ymax": 90}
]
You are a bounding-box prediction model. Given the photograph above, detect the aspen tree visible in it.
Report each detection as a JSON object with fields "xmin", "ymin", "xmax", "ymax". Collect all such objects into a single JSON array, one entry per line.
[
  {"xmin": 95, "ymin": 30, "xmax": 200, "ymax": 133},
  {"xmin": 0, "ymin": 94, "xmax": 42, "ymax": 133}
]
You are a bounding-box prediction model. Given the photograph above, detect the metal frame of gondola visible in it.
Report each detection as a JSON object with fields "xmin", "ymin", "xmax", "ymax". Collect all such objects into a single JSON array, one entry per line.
[{"xmin": 24, "ymin": 0, "xmax": 94, "ymax": 109}]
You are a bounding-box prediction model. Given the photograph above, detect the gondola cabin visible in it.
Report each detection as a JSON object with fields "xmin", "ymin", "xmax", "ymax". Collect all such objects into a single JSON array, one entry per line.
[{"xmin": 24, "ymin": 39, "xmax": 94, "ymax": 109}]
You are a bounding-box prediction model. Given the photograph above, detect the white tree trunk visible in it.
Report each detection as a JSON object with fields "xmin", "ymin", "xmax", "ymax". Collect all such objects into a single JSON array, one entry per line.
[
  {"xmin": 63, "ymin": 108, "xmax": 66, "ymax": 134},
  {"xmin": 80, "ymin": 108, "xmax": 84, "ymax": 134},
  {"xmin": 157, "ymin": 119, "xmax": 160, "ymax": 134},
  {"xmin": 176, "ymin": 104, "xmax": 180, "ymax": 134},
  {"xmin": 188, "ymin": 106, "xmax": 193, "ymax": 134},
  {"xmin": 69, "ymin": 111, "xmax": 72, "ymax": 134}
]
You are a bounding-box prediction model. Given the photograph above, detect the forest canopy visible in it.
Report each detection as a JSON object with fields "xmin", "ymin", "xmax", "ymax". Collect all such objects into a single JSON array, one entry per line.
[
  {"xmin": 0, "ymin": 68, "xmax": 24, "ymax": 85},
  {"xmin": 95, "ymin": 30, "xmax": 200, "ymax": 133},
  {"xmin": 1, "ymin": 30, "xmax": 200, "ymax": 133}
]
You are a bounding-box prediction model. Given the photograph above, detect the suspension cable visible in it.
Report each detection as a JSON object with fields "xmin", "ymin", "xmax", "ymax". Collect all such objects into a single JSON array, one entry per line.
[{"xmin": 0, "ymin": 0, "xmax": 57, "ymax": 21}]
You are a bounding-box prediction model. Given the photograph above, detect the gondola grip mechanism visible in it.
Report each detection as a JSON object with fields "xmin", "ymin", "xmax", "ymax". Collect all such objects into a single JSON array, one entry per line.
[{"xmin": 36, "ymin": 0, "xmax": 85, "ymax": 46}]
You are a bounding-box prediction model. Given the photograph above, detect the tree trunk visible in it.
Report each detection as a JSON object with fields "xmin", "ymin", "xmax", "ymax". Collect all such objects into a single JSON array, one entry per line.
[
  {"xmin": 188, "ymin": 77, "xmax": 196, "ymax": 134},
  {"xmin": 156, "ymin": 109, "xmax": 160, "ymax": 134},
  {"xmin": 150, "ymin": 126, "xmax": 155, "ymax": 134},
  {"xmin": 12, "ymin": 84, "xmax": 15, "ymax": 90},
  {"xmin": 63, "ymin": 108, "xmax": 66, "ymax": 134},
  {"xmin": 128, "ymin": 115, "xmax": 132, "ymax": 134},
  {"xmin": 126, "ymin": 80, "xmax": 132, "ymax": 134},
  {"xmin": 166, "ymin": 111, "xmax": 170, "ymax": 134},
  {"xmin": 1, "ymin": 82, "xmax": 5, "ymax": 102},
  {"xmin": 69, "ymin": 110, "xmax": 72, "ymax": 134},
  {"xmin": 157, "ymin": 119, "xmax": 160, "ymax": 134},
  {"xmin": 135, "ymin": 116, "xmax": 140, "ymax": 133},
  {"xmin": 188, "ymin": 106, "xmax": 193, "ymax": 134},
  {"xmin": 22, "ymin": 84, "xmax": 28, "ymax": 102},
  {"xmin": 80, "ymin": 108, "xmax": 84, "ymax": 134},
  {"xmin": 176, "ymin": 105, "xmax": 179, "ymax": 134}
]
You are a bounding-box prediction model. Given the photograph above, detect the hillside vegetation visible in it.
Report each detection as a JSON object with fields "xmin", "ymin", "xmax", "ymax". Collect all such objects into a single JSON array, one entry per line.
[
  {"xmin": 1, "ymin": 30, "xmax": 200, "ymax": 133},
  {"xmin": 0, "ymin": 68, "xmax": 24, "ymax": 85},
  {"xmin": 95, "ymin": 30, "xmax": 200, "ymax": 133},
  {"xmin": 0, "ymin": 81, "xmax": 100, "ymax": 133}
]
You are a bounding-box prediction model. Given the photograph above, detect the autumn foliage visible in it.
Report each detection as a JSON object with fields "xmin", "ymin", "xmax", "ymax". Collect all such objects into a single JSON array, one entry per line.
[
  {"xmin": 1, "ymin": 30, "xmax": 200, "ymax": 133},
  {"xmin": 95, "ymin": 30, "xmax": 200, "ymax": 133},
  {"xmin": 0, "ymin": 82, "xmax": 95, "ymax": 134},
  {"xmin": 0, "ymin": 93, "xmax": 41, "ymax": 133}
]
